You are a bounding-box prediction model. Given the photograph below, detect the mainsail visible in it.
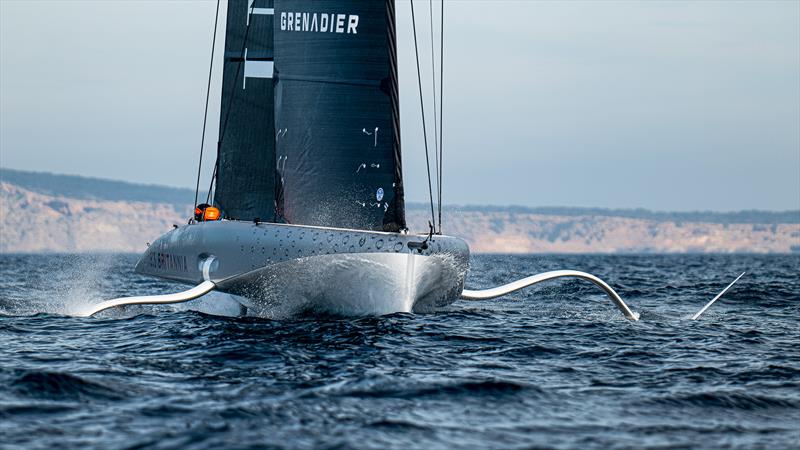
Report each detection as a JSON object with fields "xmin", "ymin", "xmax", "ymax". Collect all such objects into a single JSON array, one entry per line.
[
  {"xmin": 213, "ymin": 0, "xmax": 276, "ymax": 221},
  {"xmin": 273, "ymin": 0, "xmax": 405, "ymax": 231},
  {"xmin": 213, "ymin": 0, "xmax": 405, "ymax": 231}
]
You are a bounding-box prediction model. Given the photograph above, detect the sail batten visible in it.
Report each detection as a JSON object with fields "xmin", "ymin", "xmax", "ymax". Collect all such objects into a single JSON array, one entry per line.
[{"xmin": 274, "ymin": 75, "xmax": 382, "ymax": 86}]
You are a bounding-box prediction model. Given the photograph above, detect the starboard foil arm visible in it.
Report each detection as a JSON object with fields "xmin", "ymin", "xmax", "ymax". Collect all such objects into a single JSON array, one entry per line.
[
  {"xmin": 460, "ymin": 270, "xmax": 640, "ymax": 321},
  {"xmin": 75, "ymin": 281, "xmax": 217, "ymax": 318}
]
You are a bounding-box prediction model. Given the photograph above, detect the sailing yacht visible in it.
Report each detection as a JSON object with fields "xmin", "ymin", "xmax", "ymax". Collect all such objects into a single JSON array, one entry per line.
[
  {"xmin": 81, "ymin": 0, "xmax": 640, "ymax": 321},
  {"xmin": 135, "ymin": 0, "xmax": 470, "ymax": 316}
]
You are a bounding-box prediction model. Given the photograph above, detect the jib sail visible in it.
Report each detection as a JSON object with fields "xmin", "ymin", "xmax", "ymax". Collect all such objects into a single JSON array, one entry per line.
[
  {"xmin": 213, "ymin": 0, "xmax": 276, "ymax": 221},
  {"xmin": 272, "ymin": 0, "xmax": 406, "ymax": 231}
]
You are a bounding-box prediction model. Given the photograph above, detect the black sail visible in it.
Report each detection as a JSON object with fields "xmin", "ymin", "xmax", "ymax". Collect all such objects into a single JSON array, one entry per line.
[
  {"xmin": 273, "ymin": 0, "xmax": 406, "ymax": 231},
  {"xmin": 213, "ymin": 0, "xmax": 276, "ymax": 221}
]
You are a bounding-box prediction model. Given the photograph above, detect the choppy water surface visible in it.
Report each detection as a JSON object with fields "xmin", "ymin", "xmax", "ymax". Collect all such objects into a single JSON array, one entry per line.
[{"xmin": 1, "ymin": 254, "xmax": 798, "ymax": 449}]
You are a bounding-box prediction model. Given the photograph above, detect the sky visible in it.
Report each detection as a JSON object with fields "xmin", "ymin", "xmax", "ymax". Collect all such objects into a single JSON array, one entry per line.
[{"xmin": 1, "ymin": 0, "xmax": 798, "ymax": 212}]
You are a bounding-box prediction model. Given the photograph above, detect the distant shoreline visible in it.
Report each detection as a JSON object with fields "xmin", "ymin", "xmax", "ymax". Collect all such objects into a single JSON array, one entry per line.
[
  {"xmin": 3, "ymin": 167, "xmax": 797, "ymax": 223},
  {"xmin": 1, "ymin": 168, "xmax": 798, "ymax": 254}
]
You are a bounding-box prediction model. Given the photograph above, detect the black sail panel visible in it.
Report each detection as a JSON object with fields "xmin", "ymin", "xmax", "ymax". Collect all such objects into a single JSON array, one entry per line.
[
  {"xmin": 214, "ymin": 0, "xmax": 276, "ymax": 221},
  {"xmin": 273, "ymin": 0, "xmax": 405, "ymax": 231}
]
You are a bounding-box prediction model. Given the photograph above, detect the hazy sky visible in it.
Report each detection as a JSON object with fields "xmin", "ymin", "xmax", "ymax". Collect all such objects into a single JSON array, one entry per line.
[{"xmin": 1, "ymin": 0, "xmax": 798, "ymax": 211}]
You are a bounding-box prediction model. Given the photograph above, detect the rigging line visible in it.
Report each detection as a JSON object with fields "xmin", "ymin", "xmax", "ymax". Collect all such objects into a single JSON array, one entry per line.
[
  {"xmin": 410, "ymin": 0, "xmax": 437, "ymax": 231},
  {"xmin": 428, "ymin": 0, "xmax": 440, "ymax": 227},
  {"xmin": 207, "ymin": 1, "xmax": 257, "ymax": 205},
  {"xmin": 438, "ymin": 0, "xmax": 444, "ymax": 233},
  {"xmin": 193, "ymin": 0, "xmax": 221, "ymax": 210},
  {"xmin": 205, "ymin": 144, "xmax": 219, "ymax": 204}
]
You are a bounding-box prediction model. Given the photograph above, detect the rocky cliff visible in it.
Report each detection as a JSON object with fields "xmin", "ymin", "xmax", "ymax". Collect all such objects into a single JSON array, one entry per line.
[
  {"xmin": 409, "ymin": 209, "xmax": 799, "ymax": 253},
  {"xmin": 1, "ymin": 170, "xmax": 798, "ymax": 253},
  {"xmin": 1, "ymin": 181, "xmax": 188, "ymax": 253}
]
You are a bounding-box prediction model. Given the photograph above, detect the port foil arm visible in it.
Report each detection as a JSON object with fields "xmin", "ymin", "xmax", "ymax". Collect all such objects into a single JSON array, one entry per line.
[{"xmin": 76, "ymin": 280, "xmax": 217, "ymax": 317}]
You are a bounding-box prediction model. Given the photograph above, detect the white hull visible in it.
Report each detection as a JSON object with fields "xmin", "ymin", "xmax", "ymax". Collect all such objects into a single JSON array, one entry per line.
[
  {"xmin": 223, "ymin": 252, "xmax": 468, "ymax": 318},
  {"xmin": 134, "ymin": 220, "xmax": 470, "ymax": 318}
]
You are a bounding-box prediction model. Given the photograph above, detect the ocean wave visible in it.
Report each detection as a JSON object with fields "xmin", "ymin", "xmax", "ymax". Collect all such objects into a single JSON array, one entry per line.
[
  {"xmin": 10, "ymin": 370, "xmax": 124, "ymax": 401},
  {"xmin": 646, "ymin": 391, "xmax": 799, "ymax": 410},
  {"xmin": 319, "ymin": 378, "xmax": 537, "ymax": 400}
]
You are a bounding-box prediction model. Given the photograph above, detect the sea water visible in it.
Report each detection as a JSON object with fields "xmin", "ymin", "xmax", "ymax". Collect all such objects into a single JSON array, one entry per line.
[{"xmin": 1, "ymin": 254, "xmax": 798, "ymax": 449}]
